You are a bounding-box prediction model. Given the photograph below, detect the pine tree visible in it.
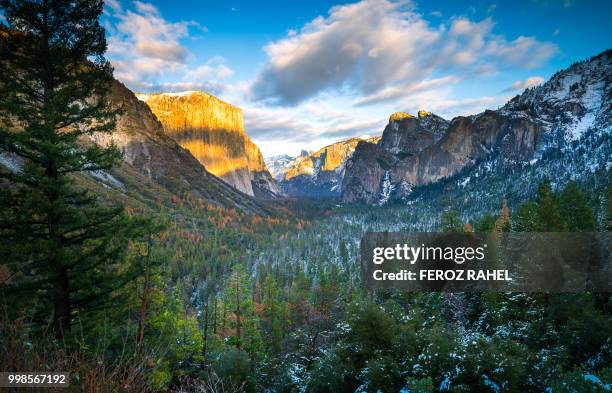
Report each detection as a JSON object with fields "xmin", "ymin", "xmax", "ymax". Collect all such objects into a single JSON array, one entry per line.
[
  {"xmin": 535, "ymin": 181, "xmax": 568, "ymax": 232},
  {"xmin": 262, "ymin": 275, "xmax": 282, "ymax": 354},
  {"xmin": 475, "ymin": 213, "xmax": 496, "ymax": 232},
  {"xmin": 558, "ymin": 181, "xmax": 596, "ymax": 231},
  {"xmin": 511, "ymin": 202, "xmax": 539, "ymax": 232},
  {"xmin": 226, "ymin": 265, "xmax": 262, "ymax": 356},
  {"xmin": 441, "ymin": 210, "xmax": 464, "ymax": 232},
  {"xmin": 0, "ymin": 0, "xmax": 142, "ymax": 339}
]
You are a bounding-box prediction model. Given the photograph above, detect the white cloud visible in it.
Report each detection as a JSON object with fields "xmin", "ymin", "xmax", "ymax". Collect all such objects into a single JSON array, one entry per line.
[
  {"xmin": 354, "ymin": 76, "xmax": 460, "ymax": 106},
  {"xmin": 185, "ymin": 63, "xmax": 234, "ymax": 81},
  {"xmin": 102, "ymin": 0, "xmax": 558, "ymax": 157},
  {"xmin": 104, "ymin": 0, "xmax": 122, "ymax": 13},
  {"xmin": 249, "ymin": 0, "xmax": 557, "ymax": 106},
  {"xmin": 241, "ymin": 97, "xmax": 389, "ymax": 156},
  {"xmin": 133, "ymin": 0, "xmax": 158, "ymax": 15},
  {"xmin": 105, "ymin": 1, "xmax": 227, "ymax": 93},
  {"xmin": 503, "ymin": 76, "xmax": 545, "ymax": 92}
]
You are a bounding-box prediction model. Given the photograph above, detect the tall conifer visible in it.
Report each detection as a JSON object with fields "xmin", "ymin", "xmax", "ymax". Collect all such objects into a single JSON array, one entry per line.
[{"xmin": 0, "ymin": 0, "xmax": 140, "ymax": 338}]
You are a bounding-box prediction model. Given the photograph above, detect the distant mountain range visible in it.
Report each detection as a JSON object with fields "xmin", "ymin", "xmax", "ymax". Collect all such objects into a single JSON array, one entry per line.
[
  {"xmin": 3, "ymin": 51, "xmax": 608, "ymax": 216},
  {"xmin": 265, "ymin": 137, "xmax": 380, "ymax": 198}
]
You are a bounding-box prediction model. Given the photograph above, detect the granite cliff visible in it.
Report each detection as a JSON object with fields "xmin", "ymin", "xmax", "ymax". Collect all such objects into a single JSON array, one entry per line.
[
  {"xmin": 88, "ymin": 81, "xmax": 272, "ymax": 215},
  {"xmin": 342, "ymin": 50, "xmax": 611, "ymax": 205},
  {"xmin": 136, "ymin": 91, "xmax": 279, "ymax": 198}
]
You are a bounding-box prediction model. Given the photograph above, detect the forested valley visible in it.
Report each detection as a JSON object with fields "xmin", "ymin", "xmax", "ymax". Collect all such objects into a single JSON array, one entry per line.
[{"xmin": 3, "ymin": 178, "xmax": 612, "ymax": 392}]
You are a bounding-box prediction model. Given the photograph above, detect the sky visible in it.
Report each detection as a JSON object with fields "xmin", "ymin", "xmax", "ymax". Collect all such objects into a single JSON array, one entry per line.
[{"xmin": 101, "ymin": 0, "xmax": 612, "ymax": 157}]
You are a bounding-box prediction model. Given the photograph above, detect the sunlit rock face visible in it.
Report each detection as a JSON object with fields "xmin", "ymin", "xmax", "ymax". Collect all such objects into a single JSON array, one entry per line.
[{"xmin": 137, "ymin": 91, "xmax": 279, "ymax": 197}]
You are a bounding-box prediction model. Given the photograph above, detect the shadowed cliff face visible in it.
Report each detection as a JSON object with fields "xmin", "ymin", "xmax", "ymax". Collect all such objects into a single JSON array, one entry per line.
[
  {"xmin": 379, "ymin": 111, "xmax": 449, "ymax": 156},
  {"xmin": 342, "ymin": 110, "xmax": 544, "ymax": 204},
  {"xmin": 136, "ymin": 91, "xmax": 279, "ymax": 197}
]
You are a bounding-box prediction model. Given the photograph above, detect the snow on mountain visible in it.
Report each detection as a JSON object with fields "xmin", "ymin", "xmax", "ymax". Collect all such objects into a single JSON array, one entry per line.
[
  {"xmin": 265, "ymin": 154, "xmax": 295, "ymax": 181},
  {"xmin": 503, "ymin": 50, "xmax": 611, "ymax": 142},
  {"xmin": 342, "ymin": 49, "xmax": 611, "ymax": 206}
]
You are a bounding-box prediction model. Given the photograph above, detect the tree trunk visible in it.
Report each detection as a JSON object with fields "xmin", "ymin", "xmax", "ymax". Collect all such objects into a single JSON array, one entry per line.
[
  {"xmin": 47, "ymin": 160, "xmax": 70, "ymax": 340},
  {"xmin": 136, "ymin": 232, "xmax": 153, "ymax": 347},
  {"xmin": 53, "ymin": 265, "xmax": 70, "ymax": 339},
  {"xmin": 202, "ymin": 292, "xmax": 209, "ymax": 365},
  {"xmin": 235, "ymin": 276, "xmax": 242, "ymax": 350}
]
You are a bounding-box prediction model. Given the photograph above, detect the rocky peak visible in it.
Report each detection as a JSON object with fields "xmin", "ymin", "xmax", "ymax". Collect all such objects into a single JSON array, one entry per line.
[
  {"xmin": 503, "ymin": 49, "xmax": 611, "ymax": 141},
  {"xmin": 379, "ymin": 111, "xmax": 449, "ymax": 155},
  {"xmin": 264, "ymin": 154, "xmax": 294, "ymax": 181},
  {"xmin": 137, "ymin": 91, "xmax": 280, "ymax": 198},
  {"xmin": 418, "ymin": 110, "xmax": 432, "ymax": 118},
  {"xmin": 389, "ymin": 112, "xmax": 415, "ymax": 122}
]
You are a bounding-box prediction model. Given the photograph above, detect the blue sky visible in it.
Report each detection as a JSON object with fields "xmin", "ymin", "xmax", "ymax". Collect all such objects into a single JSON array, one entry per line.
[{"xmin": 102, "ymin": 0, "xmax": 612, "ymax": 156}]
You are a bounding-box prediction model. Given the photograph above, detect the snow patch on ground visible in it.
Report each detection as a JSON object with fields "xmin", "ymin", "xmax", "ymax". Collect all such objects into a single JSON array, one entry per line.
[
  {"xmin": 0, "ymin": 153, "xmax": 21, "ymax": 173},
  {"xmin": 564, "ymin": 79, "xmax": 605, "ymax": 141},
  {"xmin": 439, "ymin": 375, "xmax": 451, "ymax": 391},
  {"xmin": 549, "ymin": 73, "xmax": 581, "ymax": 101},
  {"xmin": 89, "ymin": 170, "xmax": 126, "ymax": 191},
  {"xmin": 584, "ymin": 374, "xmax": 611, "ymax": 391},
  {"xmin": 482, "ymin": 374, "xmax": 500, "ymax": 393},
  {"xmin": 568, "ymin": 111, "xmax": 596, "ymax": 141}
]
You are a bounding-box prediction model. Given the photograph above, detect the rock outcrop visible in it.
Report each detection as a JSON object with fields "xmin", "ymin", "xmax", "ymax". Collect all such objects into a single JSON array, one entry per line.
[
  {"xmin": 378, "ymin": 111, "xmax": 448, "ymax": 155},
  {"xmin": 136, "ymin": 91, "xmax": 279, "ymax": 198},
  {"xmin": 342, "ymin": 50, "xmax": 612, "ymax": 205}
]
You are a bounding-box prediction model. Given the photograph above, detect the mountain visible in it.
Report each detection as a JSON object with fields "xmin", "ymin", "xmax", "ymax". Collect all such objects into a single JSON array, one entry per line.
[
  {"xmin": 136, "ymin": 91, "xmax": 280, "ymax": 198},
  {"xmin": 342, "ymin": 50, "xmax": 612, "ymax": 206},
  {"xmin": 275, "ymin": 137, "xmax": 380, "ymax": 197},
  {"xmin": 379, "ymin": 110, "xmax": 449, "ymax": 155},
  {"xmin": 85, "ymin": 81, "xmax": 274, "ymax": 215},
  {"xmin": 1, "ymin": 80, "xmax": 274, "ymax": 215}
]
